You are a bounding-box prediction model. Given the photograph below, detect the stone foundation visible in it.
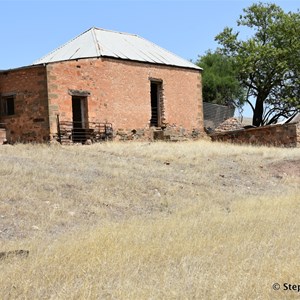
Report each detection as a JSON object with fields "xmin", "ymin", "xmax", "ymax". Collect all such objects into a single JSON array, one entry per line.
[
  {"xmin": 115, "ymin": 125, "xmax": 202, "ymax": 142},
  {"xmin": 210, "ymin": 122, "xmax": 300, "ymax": 147},
  {"xmin": 0, "ymin": 127, "xmax": 7, "ymax": 144}
]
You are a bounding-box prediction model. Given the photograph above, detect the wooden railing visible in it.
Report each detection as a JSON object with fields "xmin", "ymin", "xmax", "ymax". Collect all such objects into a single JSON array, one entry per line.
[{"xmin": 57, "ymin": 117, "xmax": 113, "ymax": 144}]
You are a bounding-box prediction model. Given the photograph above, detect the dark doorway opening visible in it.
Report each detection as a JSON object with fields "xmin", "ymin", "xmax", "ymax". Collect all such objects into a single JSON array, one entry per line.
[
  {"xmin": 150, "ymin": 81, "xmax": 162, "ymax": 127},
  {"xmin": 72, "ymin": 96, "xmax": 88, "ymax": 143}
]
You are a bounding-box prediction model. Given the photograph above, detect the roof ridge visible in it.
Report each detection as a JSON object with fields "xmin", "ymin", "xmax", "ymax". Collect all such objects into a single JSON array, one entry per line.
[
  {"xmin": 92, "ymin": 26, "xmax": 138, "ymax": 37},
  {"xmin": 91, "ymin": 27, "xmax": 102, "ymax": 56}
]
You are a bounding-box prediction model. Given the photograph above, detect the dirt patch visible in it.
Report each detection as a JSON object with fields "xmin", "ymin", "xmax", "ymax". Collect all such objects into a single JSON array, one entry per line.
[{"xmin": 267, "ymin": 159, "xmax": 300, "ymax": 177}]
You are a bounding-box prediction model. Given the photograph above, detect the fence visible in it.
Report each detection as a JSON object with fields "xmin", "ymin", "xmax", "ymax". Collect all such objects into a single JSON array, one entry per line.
[
  {"xmin": 57, "ymin": 116, "xmax": 113, "ymax": 144},
  {"xmin": 203, "ymin": 102, "xmax": 235, "ymax": 131}
]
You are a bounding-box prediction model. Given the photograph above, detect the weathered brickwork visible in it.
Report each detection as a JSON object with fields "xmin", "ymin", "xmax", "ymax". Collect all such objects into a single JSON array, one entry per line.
[
  {"xmin": 0, "ymin": 66, "xmax": 49, "ymax": 142},
  {"xmin": 0, "ymin": 57, "xmax": 203, "ymax": 143},
  {"xmin": 210, "ymin": 122, "xmax": 300, "ymax": 148},
  {"xmin": 46, "ymin": 58, "xmax": 204, "ymax": 141}
]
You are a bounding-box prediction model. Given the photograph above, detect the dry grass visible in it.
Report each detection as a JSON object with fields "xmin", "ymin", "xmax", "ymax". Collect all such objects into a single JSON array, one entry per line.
[{"xmin": 0, "ymin": 140, "xmax": 299, "ymax": 299}]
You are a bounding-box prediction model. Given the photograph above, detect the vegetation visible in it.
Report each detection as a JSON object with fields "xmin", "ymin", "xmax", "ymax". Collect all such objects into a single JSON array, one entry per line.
[
  {"xmin": 215, "ymin": 2, "xmax": 300, "ymax": 126},
  {"xmin": 196, "ymin": 51, "xmax": 245, "ymax": 110},
  {"xmin": 0, "ymin": 142, "xmax": 299, "ymax": 299}
]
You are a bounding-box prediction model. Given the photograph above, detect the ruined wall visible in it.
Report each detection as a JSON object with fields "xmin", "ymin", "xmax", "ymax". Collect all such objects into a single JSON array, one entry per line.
[
  {"xmin": 210, "ymin": 122, "xmax": 300, "ymax": 147},
  {"xmin": 46, "ymin": 57, "xmax": 203, "ymax": 141},
  {"xmin": 0, "ymin": 66, "xmax": 49, "ymax": 143}
]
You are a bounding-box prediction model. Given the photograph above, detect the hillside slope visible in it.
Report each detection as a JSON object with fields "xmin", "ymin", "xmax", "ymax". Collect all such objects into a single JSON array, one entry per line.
[{"xmin": 0, "ymin": 141, "xmax": 299, "ymax": 299}]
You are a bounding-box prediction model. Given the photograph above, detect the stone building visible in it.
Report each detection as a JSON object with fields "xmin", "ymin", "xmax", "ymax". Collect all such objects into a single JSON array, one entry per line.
[{"xmin": 0, "ymin": 27, "xmax": 203, "ymax": 143}]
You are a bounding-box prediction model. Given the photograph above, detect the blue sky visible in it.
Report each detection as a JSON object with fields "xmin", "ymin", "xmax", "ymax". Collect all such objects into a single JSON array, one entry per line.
[{"xmin": 1, "ymin": 0, "xmax": 299, "ymax": 116}]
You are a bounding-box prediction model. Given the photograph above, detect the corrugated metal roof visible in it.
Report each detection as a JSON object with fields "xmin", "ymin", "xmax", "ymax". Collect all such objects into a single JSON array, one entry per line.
[{"xmin": 33, "ymin": 27, "xmax": 201, "ymax": 70}]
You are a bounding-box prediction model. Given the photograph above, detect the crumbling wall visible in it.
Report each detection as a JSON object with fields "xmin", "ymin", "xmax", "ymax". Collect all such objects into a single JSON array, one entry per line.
[
  {"xmin": 114, "ymin": 124, "xmax": 201, "ymax": 141},
  {"xmin": 214, "ymin": 117, "xmax": 243, "ymax": 132},
  {"xmin": 210, "ymin": 122, "xmax": 300, "ymax": 147},
  {"xmin": 0, "ymin": 66, "xmax": 49, "ymax": 143}
]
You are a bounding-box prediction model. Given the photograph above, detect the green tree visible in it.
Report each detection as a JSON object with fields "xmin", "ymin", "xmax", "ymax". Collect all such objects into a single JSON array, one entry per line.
[
  {"xmin": 196, "ymin": 51, "xmax": 245, "ymax": 109},
  {"xmin": 215, "ymin": 2, "xmax": 300, "ymax": 126}
]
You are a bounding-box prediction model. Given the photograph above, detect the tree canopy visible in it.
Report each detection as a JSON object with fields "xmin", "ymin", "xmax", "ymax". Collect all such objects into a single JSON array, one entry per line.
[
  {"xmin": 196, "ymin": 51, "xmax": 245, "ymax": 110},
  {"xmin": 215, "ymin": 2, "xmax": 300, "ymax": 126}
]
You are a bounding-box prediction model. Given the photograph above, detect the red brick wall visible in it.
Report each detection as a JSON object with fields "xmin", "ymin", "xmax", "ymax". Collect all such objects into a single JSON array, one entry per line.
[
  {"xmin": 46, "ymin": 58, "xmax": 203, "ymax": 139},
  {"xmin": 0, "ymin": 66, "xmax": 49, "ymax": 142},
  {"xmin": 0, "ymin": 58, "xmax": 203, "ymax": 143}
]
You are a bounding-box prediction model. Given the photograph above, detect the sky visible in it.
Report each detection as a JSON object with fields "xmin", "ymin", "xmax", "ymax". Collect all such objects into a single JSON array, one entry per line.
[{"xmin": 1, "ymin": 0, "xmax": 299, "ymax": 117}]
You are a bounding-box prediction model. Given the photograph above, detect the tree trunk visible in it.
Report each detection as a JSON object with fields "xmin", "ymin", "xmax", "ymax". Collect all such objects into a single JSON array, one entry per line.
[{"xmin": 252, "ymin": 97, "xmax": 264, "ymax": 126}]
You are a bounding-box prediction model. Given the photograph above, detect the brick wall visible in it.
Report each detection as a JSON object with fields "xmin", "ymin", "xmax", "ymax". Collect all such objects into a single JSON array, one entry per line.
[
  {"xmin": 0, "ymin": 57, "xmax": 203, "ymax": 143},
  {"xmin": 0, "ymin": 66, "xmax": 49, "ymax": 142},
  {"xmin": 210, "ymin": 122, "xmax": 300, "ymax": 147},
  {"xmin": 46, "ymin": 57, "xmax": 203, "ymax": 141}
]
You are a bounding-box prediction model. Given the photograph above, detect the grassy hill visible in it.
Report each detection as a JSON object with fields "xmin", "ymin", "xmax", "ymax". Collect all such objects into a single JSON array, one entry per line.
[{"xmin": 0, "ymin": 141, "xmax": 299, "ymax": 299}]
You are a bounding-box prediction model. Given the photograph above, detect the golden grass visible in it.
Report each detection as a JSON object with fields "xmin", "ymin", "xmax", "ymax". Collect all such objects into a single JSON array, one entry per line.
[{"xmin": 0, "ymin": 140, "xmax": 299, "ymax": 299}]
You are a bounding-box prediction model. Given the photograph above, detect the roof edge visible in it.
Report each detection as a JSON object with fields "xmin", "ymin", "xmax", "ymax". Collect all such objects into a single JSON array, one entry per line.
[
  {"xmin": 32, "ymin": 27, "xmax": 95, "ymax": 65},
  {"xmin": 136, "ymin": 34, "xmax": 202, "ymax": 70},
  {"xmin": 0, "ymin": 64, "xmax": 46, "ymax": 73},
  {"xmin": 33, "ymin": 55, "xmax": 202, "ymax": 71}
]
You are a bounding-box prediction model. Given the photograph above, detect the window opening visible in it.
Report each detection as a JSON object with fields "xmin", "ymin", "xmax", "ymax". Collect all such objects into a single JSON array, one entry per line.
[{"xmin": 1, "ymin": 96, "xmax": 15, "ymax": 116}]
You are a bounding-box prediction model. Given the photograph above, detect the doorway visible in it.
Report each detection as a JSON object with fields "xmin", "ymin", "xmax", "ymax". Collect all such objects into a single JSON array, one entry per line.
[
  {"xmin": 150, "ymin": 81, "xmax": 162, "ymax": 127},
  {"xmin": 72, "ymin": 96, "xmax": 88, "ymax": 142}
]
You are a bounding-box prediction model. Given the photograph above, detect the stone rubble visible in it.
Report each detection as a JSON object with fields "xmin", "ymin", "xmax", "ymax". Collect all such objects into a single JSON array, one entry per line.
[{"xmin": 214, "ymin": 117, "xmax": 244, "ymax": 132}]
